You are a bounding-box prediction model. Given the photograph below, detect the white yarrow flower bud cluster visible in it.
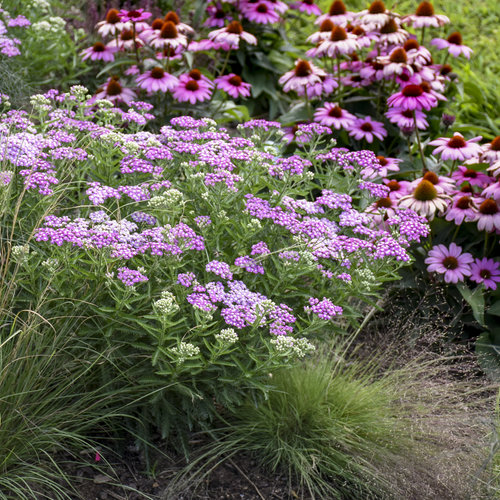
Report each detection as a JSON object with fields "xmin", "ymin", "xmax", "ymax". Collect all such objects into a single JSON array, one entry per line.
[
  {"xmin": 154, "ymin": 291, "xmax": 179, "ymax": 316},
  {"xmin": 215, "ymin": 328, "xmax": 238, "ymax": 346},
  {"xmin": 270, "ymin": 336, "xmax": 315, "ymax": 358},
  {"xmin": 171, "ymin": 342, "xmax": 200, "ymax": 363}
]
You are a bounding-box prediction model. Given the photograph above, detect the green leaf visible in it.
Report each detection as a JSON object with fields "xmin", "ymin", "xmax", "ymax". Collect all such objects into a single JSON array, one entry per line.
[
  {"xmin": 457, "ymin": 283, "xmax": 485, "ymax": 326},
  {"xmin": 488, "ymin": 300, "xmax": 500, "ymax": 317},
  {"xmin": 476, "ymin": 331, "xmax": 500, "ymax": 382}
]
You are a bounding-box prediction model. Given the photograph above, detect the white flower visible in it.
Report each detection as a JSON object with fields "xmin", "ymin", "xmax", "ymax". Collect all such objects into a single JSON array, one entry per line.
[
  {"xmin": 215, "ymin": 328, "xmax": 239, "ymax": 345},
  {"xmin": 171, "ymin": 342, "xmax": 200, "ymax": 363}
]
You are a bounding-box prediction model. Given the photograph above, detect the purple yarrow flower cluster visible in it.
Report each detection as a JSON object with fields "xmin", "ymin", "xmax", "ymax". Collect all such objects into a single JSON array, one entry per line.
[
  {"xmin": 117, "ymin": 266, "xmax": 148, "ymax": 286},
  {"xmin": 305, "ymin": 297, "xmax": 343, "ymax": 320}
]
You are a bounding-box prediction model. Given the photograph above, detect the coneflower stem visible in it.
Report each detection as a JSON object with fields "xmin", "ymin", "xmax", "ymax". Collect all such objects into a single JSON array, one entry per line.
[
  {"xmin": 219, "ymin": 50, "xmax": 231, "ymax": 77},
  {"xmin": 336, "ymin": 55, "xmax": 343, "ymax": 103},
  {"xmin": 304, "ymin": 88, "xmax": 312, "ymax": 120},
  {"xmin": 420, "ymin": 26, "xmax": 426, "ymax": 45},
  {"xmin": 132, "ymin": 22, "xmax": 141, "ymax": 70},
  {"xmin": 413, "ymin": 111, "xmax": 427, "ymax": 174},
  {"xmin": 484, "ymin": 232, "xmax": 489, "ymax": 257}
]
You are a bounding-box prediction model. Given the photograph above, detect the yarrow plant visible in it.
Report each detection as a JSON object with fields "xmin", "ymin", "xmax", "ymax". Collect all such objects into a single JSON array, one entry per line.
[{"xmin": 1, "ymin": 89, "xmax": 429, "ymax": 436}]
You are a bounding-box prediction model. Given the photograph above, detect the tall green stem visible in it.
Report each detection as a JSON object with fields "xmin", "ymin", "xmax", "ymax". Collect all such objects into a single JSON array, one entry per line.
[{"xmin": 413, "ymin": 111, "xmax": 427, "ymax": 174}]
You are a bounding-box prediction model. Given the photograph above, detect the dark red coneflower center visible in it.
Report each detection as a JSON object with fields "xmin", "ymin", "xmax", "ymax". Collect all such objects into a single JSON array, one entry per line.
[
  {"xmin": 389, "ymin": 48, "xmax": 408, "ymax": 63},
  {"xmin": 106, "ymin": 9, "xmax": 121, "ymax": 24},
  {"xmin": 490, "ymin": 136, "xmax": 500, "ymax": 151},
  {"xmin": 480, "ymin": 269, "xmax": 492, "ymax": 279},
  {"xmin": 93, "ymin": 42, "xmax": 106, "ymax": 52},
  {"xmin": 442, "ymin": 256, "xmax": 458, "ymax": 269},
  {"xmin": 413, "ymin": 180, "xmax": 437, "ymax": 201},
  {"xmin": 447, "ymin": 135, "xmax": 467, "ymax": 149},
  {"xmin": 420, "ymin": 81, "xmax": 432, "ymax": 93},
  {"xmin": 163, "ymin": 46, "xmax": 176, "ymax": 57},
  {"xmin": 151, "ymin": 19, "xmax": 165, "ymax": 30},
  {"xmin": 456, "ymin": 196, "xmax": 472, "ymax": 210},
  {"xmin": 257, "ymin": 4, "xmax": 269, "ymax": 13},
  {"xmin": 215, "ymin": 9, "xmax": 226, "ymax": 19},
  {"xmin": 164, "ymin": 11, "xmax": 180, "ymax": 24},
  {"xmin": 127, "ymin": 10, "xmax": 143, "ymax": 19},
  {"xmin": 423, "ymin": 171, "xmax": 439, "ymax": 184},
  {"xmin": 463, "ymin": 168, "xmax": 478, "ymax": 178},
  {"xmin": 479, "ymin": 199, "xmax": 498, "ymax": 215},
  {"xmin": 185, "ymin": 80, "xmax": 200, "ymax": 91},
  {"xmin": 294, "ymin": 60, "xmax": 312, "ymax": 77},
  {"xmin": 376, "ymin": 155, "xmax": 388, "ymax": 166},
  {"xmin": 351, "ymin": 26, "xmax": 365, "ymax": 36},
  {"xmin": 372, "ymin": 61, "xmax": 384, "ymax": 71},
  {"xmin": 402, "ymin": 110, "xmax": 413, "ymax": 118},
  {"xmin": 121, "ymin": 29, "xmax": 134, "ymax": 41},
  {"xmin": 161, "ymin": 21, "xmax": 179, "ymax": 39},
  {"xmin": 226, "ymin": 20, "xmax": 243, "ymax": 34},
  {"xmin": 329, "ymin": 0, "xmax": 347, "ymax": 16},
  {"xmin": 189, "ymin": 69, "xmax": 202, "ymax": 80},
  {"xmin": 320, "ymin": 19, "xmax": 335, "ymax": 31},
  {"xmin": 460, "ymin": 183, "xmax": 472, "ymax": 193},
  {"xmin": 303, "ymin": 0, "xmax": 314, "ymax": 5},
  {"xmin": 106, "ymin": 80, "xmax": 122, "ymax": 96},
  {"xmin": 330, "ymin": 25, "xmax": 347, "ymax": 41},
  {"xmin": 360, "ymin": 122, "xmax": 373, "ymax": 132},
  {"xmin": 387, "ymin": 180, "xmax": 400, "ymax": 191},
  {"xmin": 440, "ymin": 64, "xmax": 453, "ymax": 75},
  {"xmin": 402, "ymin": 84, "xmax": 423, "ymax": 97},
  {"xmin": 368, "ymin": 0, "xmax": 386, "ymax": 14},
  {"xmin": 380, "ymin": 18, "xmax": 398, "ymax": 34},
  {"xmin": 447, "ymin": 32, "xmax": 463, "ymax": 45},
  {"xmin": 415, "ymin": 1, "xmax": 435, "ymax": 16},
  {"xmin": 150, "ymin": 67, "xmax": 165, "ymax": 79},
  {"xmin": 328, "ymin": 105, "xmax": 343, "ymax": 118},
  {"xmin": 376, "ymin": 197, "xmax": 393, "ymax": 208},
  {"xmin": 228, "ymin": 75, "xmax": 242, "ymax": 86},
  {"xmin": 404, "ymin": 39, "xmax": 420, "ymax": 51}
]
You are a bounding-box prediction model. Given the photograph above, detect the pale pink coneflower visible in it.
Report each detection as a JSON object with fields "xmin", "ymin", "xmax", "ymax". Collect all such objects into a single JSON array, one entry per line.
[
  {"xmin": 136, "ymin": 67, "xmax": 179, "ymax": 93},
  {"xmin": 384, "ymin": 178, "xmax": 411, "ymax": 201},
  {"xmin": 146, "ymin": 21, "xmax": 188, "ymax": 50},
  {"xmin": 296, "ymin": 74, "xmax": 338, "ymax": 98},
  {"xmin": 349, "ymin": 25, "xmax": 374, "ymax": 48},
  {"xmin": 379, "ymin": 48, "xmax": 414, "ymax": 77},
  {"xmin": 377, "ymin": 18, "xmax": 409, "ymax": 46},
  {"xmin": 429, "ymin": 133, "xmax": 482, "ymax": 162},
  {"xmin": 349, "ymin": 116, "xmax": 387, "ymax": 143},
  {"xmin": 444, "ymin": 195, "xmax": 477, "ymax": 225},
  {"xmin": 307, "ymin": 19, "xmax": 336, "ymax": 44},
  {"xmin": 208, "ymin": 21, "xmax": 257, "ymax": 49},
  {"xmin": 410, "ymin": 170, "xmax": 455, "ymax": 194},
  {"xmin": 403, "ymin": 38, "xmax": 432, "ymax": 65},
  {"xmin": 163, "ymin": 11, "xmax": 195, "ymax": 36},
  {"xmin": 402, "ymin": 1, "xmax": 449, "ymax": 28},
  {"xmin": 424, "ymin": 243, "xmax": 473, "ymax": 283},
  {"xmin": 279, "ymin": 59, "xmax": 326, "ymax": 93},
  {"xmin": 92, "ymin": 78, "xmax": 137, "ymax": 106},
  {"xmin": 179, "ymin": 69, "xmax": 214, "ymax": 88},
  {"xmin": 398, "ymin": 179, "xmax": 450, "ymax": 219},
  {"xmin": 355, "ymin": 0, "xmax": 393, "ymax": 30},
  {"xmin": 215, "ymin": 74, "xmax": 251, "ymax": 98},
  {"xmin": 315, "ymin": 0, "xmax": 354, "ymax": 26},
  {"xmin": 106, "ymin": 29, "xmax": 144, "ymax": 51},
  {"xmin": 313, "ymin": 102, "xmax": 355, "ymax": 129},
  {"xmin": 472, "ymin": 198, "xmax": 500, "ymax": 232},
  {"xmin": 385, "ymin": 107, "xmax": 429, "ymax": 130},
  {"xmin": 481, "ymin": 182, "xmax": 500, "ymax": 202},
  {"xmin": 81, "ymin": 42, "xmax": 117, "ymax": 62},
  {"xmin": 480, "ymin": 136, "xmax": 500, "ymax": 165},
  {"xmin": 316, "ymin": 25, "xmax": 359, "ymax": 57},
  {"xmin": 172, "ymin": 77, "xmax": 212, "ymax": 104},
  {"xmin": 431, "ymin": 32, "xmax": 473, "ymax": 59},
  {"xmin": 470, "ymin": 258, "xmax": 500, "ymax": 290},
  {"xmin": 96, "ymin": 9, "xmax": 130, "ymax": 38},
  {"xmin": 487, "ymin": 160, "xmax": 500, "ymax": 178},
  {"xmin": 242, "ymin": 2, "xmax": 281, "ymax": 24},
  {"xmin": 138, "ymin": 18, "xmax": 165, "ymax": 42}
]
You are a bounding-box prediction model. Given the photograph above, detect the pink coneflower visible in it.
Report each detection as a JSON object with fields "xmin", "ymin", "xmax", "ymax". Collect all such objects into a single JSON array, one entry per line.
[
  {"xmin": 482, "ymin": 182, "xmax": 500, "ymax": 202},
  {"xmin": 398, "ymin": 179, "xmax": 450, "ymax": 219},
  {"xmin": 379, "ymin": 48, "xmax": 414, "ymax": 77},
  {"xmin": 431, "ymin": 32, "xmax": 472, "ymax": 59},
  {"xmin": 316, "ymin": 25, "xmax": 359, "ymax": 57},
  {"xmin": 297, "ymin": 74, "xmax": 338, "ymax": 98},
  {"xmin": 96, "ymin": 8, "xmax": 130, "ymax": 38},
  {"xmin": 138, "ymin": 18, "xmax": 164, "ymax": 42},
  {"xmin": 307, "ymin": 19, "xmax": 335, "ymax": 44},
  {"xmin": 411, "ymin": 171, "xmax": 455, "ymax": 194},
  {"xmin": 384, "ymin": 178, "xmax": 411, "ymax": 200},
  {"xmin": 349, "ymin": 25, "xmax": 374, "ymax": 48},
  {"xmin": 356, "ymin": 0, "xmax": 392, "ymax": 30},
  {"xmin": 472, "ymin": 198, "xmax": 500, "ymax": 232},
  {"xmin": 444, "ymin": 195, "xmax": 477, "ymax": 225},
  {"xmin": 403, "ymin": 38, "xmax": 432, "ymax": 65},
  {"xmin": 215, "ymin": 74, "xmax": 251, "ymax": 98},
  {"xmin": 265, "ymin": 0, "xmax": 289, "ymax": 15},
  {"xmin": 81, "ymin": 42, "xmax": 116, "ymax": 62},
  {"xmin": 93, "ymin": 78, "xmax": 137, "ymax": 105},
  {"xmin": 387, "ymin": 83, "xmax": 437, "ymax": 111},
  {"xmin": 136, "ymin": 67, "xmax": 179, "ymax": 93},
  {"xmin": 349, "ymin": 116, "xmax": 387, "ymax": 143},
  {"xmin": 377, "ymin": 18, "xmax": 409, "ymax": 46},
  {"xmin": 425, "ymin": 243, "xmax": 473, "ymax": 283},
  {"xmin": 118, "ymin": 9, "xmax": 151, "ymax": 23},
  {"xmin": 402, "ymin": 1, "xmax": 449, "ymax": 28},
  {"xmin": 451, "ymin": 166, "xmax": 491, "ymax": 188},
  {"xmin": 313, "ymin": 102, "xmax": 355, "ymax": 129},
  {"xmin": 488, "ymin": 160, "xmax": 500, "ymax": 178},
  {"xmin": 243, "ymin": 2, "xmax": 280, "ymax": 24},
  {"xmin": 316, "ymin": 0, "xmax": 353, "ymax": 25},
  {"xmin": 365, "ymin": 196, "xmax": 398, "ymax": 221},
  {"xmin": 279, "ymin": 59, "xmax": 325, "ymax": 93},
  {"xmin": 481, "ymin": 136, "xmax": 500, "ymax": 165},
  {"xmin": 146, "ymin": 21, "xmax": 188, "ymax": 50},
  {"xmin": 179, "ymin": 68, "xmax": 214, "ymax": 88},
  {"xmin": 208, "ymin": 21, "xmax": 257, "ymax": 48},
  {"xmin": 173, "ymin": 77, "xmax": 212, "ymax": 104},
  {"xmin": 204, "ymin": 5, "xmax": 231, "ymax": 27},
  {"xmin": 470, "ymin": 258, "xmax": 500, "ymax": 290},
  {"xmin": 359, "ymin": 60, "xmax": 386, "ymax": 82},
  {"xmin": 291, "ymin": 0, "xmax": 322, "ymax": 16},
  {"xmin": 385, "ymin": 108, "xmax": 429, "ymax": 130},
  {"xmin": 164, "ymin": 11, "xmax": 194, "ymax": 35},
  {"xmin": 361, "ymin": 155, "xmax": 401, "ymax": 179},
  {"xmin": 429, "ymin": 133, "xmax": 482, "ymax": 162}
]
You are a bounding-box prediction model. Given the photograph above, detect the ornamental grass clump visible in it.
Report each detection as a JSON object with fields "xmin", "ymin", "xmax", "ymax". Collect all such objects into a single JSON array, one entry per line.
[{"xmin": 1, "ymin": 88, "xmax": 429, "ymax": 442}]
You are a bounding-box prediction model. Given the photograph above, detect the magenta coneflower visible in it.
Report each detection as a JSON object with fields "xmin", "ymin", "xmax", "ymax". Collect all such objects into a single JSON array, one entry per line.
[
  {"xmin": 470, "ymin": 258, "xmax": 500, "ymax": 290},
  {"xmin": 356, "ymin": 0, "xmax": 392, "ymax": 30},
  {"xmin": 291, "ymin": 0, "xmax": 322, "ymax": 16},
  {"xmin": 208, "ymin": 21, "xmax": 257, "ymax": 49},
  {"xmin": 146, "ymin": 21, "xmax": 188, "ymax": 50},
  {"xmin": 387, "ymin": 83, "xmax": 437, "ymax": 111},
  {"xmin": 243, "ymin": 2, "xmax": 280, "ymax": 24},
  {"xmin": 215, "ymin": 74, "xmax": 251, "ymax": 98},
  {"xmin": 444, "ymin": 195, "xmax": 477, "ymax": 225},
  {"xmin": 425, "ymin": 243, "xmax": 473, "ymax": 283},
  {"xmin": 204, "ymin": 5, "xmax": 231, "ymax": 27},
  {"xmin": 384, "ymin": 178, "xmax": 411, "ymax": 200},
  {"xmin": 316, "ymin": 0, "xmax": 353, "ymax": 26},
  {"xmin": 173, "ymin": 77, "xmax": 212, "ymax": 104},
  {"xmin": 429, "ymin": 133, "xmax": 482, "ymax": 162},
  {"xmin": 472, "ymin": 198, "xmax": 500, "ymax": 232},
  {"xmin": 316, "ymin": 25, "xmax": 359, "ymax": 57},
  {"xmin": 136, "ymin": 67, "xmax": 179, "ymax": 93},
  {"xmin": 361, "ymin": 155, "xmax": 401, "ymax": 179},
  {"xmin": 81, "ymin": 42, "xmax": 116, "ymax": 62},
  {"xmin": 385, "ymin": 108, "xmax": 429, "ymax": 130},
  {"xmin": 313, "ymin": 102, "xmax": 355, "ymax": 129},
  {"xmin": 431, "ymin": 32, "xmax": 472, "ymax": 59},
  {"xmin": 279, "ymin": 59, "xmax": 325, "ymax": 93},
  {"xmin": 402, "ymin": 1, "xmax": 449, "ymax": 28},
  {"xmin": 398, "ymin": 179, "xmax": 450, "ymax": 219},
  {"xmin": 482, "ymin": 182, "xmax": 500, "ymax": 202},
  {"xmin": 118, "ymin": 9, "xmax": 152, "ymax": 23},
  {"xmin": 349, "ymin": 116, "xmax": 387, "ymax": 143},
  {"xmin": 297, "ymin": 74, "xmax": 338, "ymax": 98},
  {"xmin": 93, "ymin": 78, "xmax": 137, "ymax": 105},
  {"xmin": 179, "ymin": 68, "xmax": 214, "ymax": 88},
  {"xmin": 451, "ymin": 166, "xmax": 491, "ymax": 188},
  {"xmin": 96, "ymin": 8, "xmax": 130, "ymax": 38}
]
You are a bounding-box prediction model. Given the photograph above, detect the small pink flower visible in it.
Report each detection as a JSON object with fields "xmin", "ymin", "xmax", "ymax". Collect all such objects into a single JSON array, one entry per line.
[
  {"xmin": 444, "ymin": 195, "xmax": 477, "ymax": 225},
  {"xmin": 313, "ymin": 102, "xmax": 355, "ymax": 129},
  {"xmin": 118, "ymin": 9, "xmax": 152, "ymax": 23},
  {"xmin": 173, "ymin": 77, "xmax": 212, "ymax": 104},
  {"xmin": 81, "ymin": 42, "xmax": 116, "ymax": 62},
  {"xmin": 136, "ymin": 67, "xmax": 179, "ymax": 93},
  {"xmin": 279, "ymin": 59, "xmax": 326, "ymax": 93},
  {"xmin": 92, "ymin": 78, "xmax": 137, "ymax": 106},
  {"xmin": 429, "ymin": 133, "xmax": 482, "ymax": 162},
  {"xmin": 431, "ymin": 32, "xmax": 472, "ymax": 59},
  {"xmin": 96, "ymin": 9, "xmax": 130, "ymax": 38},
  {"xmin": 316, "ymin": 25, "xmax": 359, "ymax": 57},
  {"xmin": 425, "ymin": 243, "xmax": 473, "ymax": 283},
  {"xmin": 208, "ymin": 21, "xmax": 257, "ymax": 49},
  {"xmin": 215, "ymin": 74, "xmax": 251, "ymax": 98},
  {"xmin": 470, "ymin": 258, "xmax": 500, "ymax": 290},
  {"xmin": 349, "ymin": 116, "xmax": 387, "ymax": 143}
]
